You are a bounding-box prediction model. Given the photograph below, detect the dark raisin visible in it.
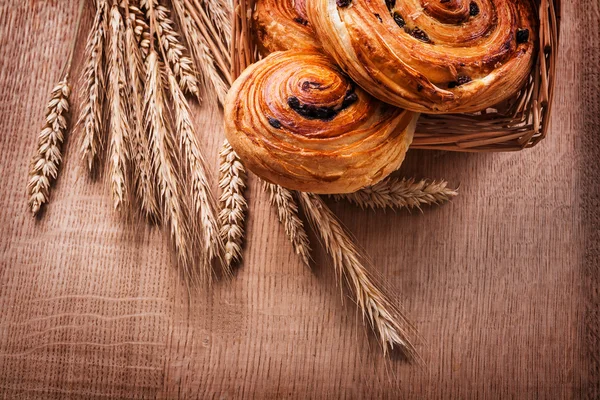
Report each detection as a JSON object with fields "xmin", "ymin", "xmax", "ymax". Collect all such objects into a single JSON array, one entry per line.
[
  {"xmin": 385, "ymin": 0, "xmax": 395, "ymax": 10},
  {"xmin": 393, "ymin": 12, "xmax": 405, "ymax": 28},
  {"xmin": 341, "ymin": 92, "xmax": 358, "ymax": 109},
  {"xmin": 288, "ymin": 97, "xmax": 337, "ymax": 121},
  {"xmin": 268, "ymin": 117, "xmax": 282, "ymax": 129},
  {"xmin": 440, "ymin": 0, "xmax": 450, "ymax": 3},
  {"xmin": 288, "ymin": 97, "xmax": 301, "ymax": 109},
  {"xmin": 315, "ymin": 107, "xmax": 337, "ymax": 120},
  {"xmin": 448, "ymin": 75, "xmax": 472, "ymax": 88},
  {"xmin": 417, "ymin": 84, "xmax": 423, "ymax": 92},
  {"xmin": 301, "ymin": 81, "xmax": 322, "ymax": 90},
  {"xmin": 410, "ymin": 27, "xmax": 431, "ymax": 43},
  {"xmin": 336, "ymin": 0, "xmax": 351, "ymax": 7},
  {"xmin": 516, "ymin": 28, "xmax": 529, "ymax": 44},
  {"xmin": 374, "ymin": 13, "xmax": 382, "ymax": 22},
  {"xmin": 293, "ymin": 17, "xmax": 308, "ymax": 26},
  {"xmin": 469, "ymin": 2, "xmax": 479, "ymax": 16},
  {"xmin": 457, "ymin": 75, "xmax": 472, "ymax": 85}
]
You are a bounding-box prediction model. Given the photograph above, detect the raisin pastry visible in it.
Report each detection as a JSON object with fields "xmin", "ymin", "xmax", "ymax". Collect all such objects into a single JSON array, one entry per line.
[
  {"xmin": 224, "ymin": 51, "xmax": 418, "ymax": 194},
  {"xmin": 254, "ymin": 0, "xmax": 322, "ymax": 55},
  {"xmin": 307, "ymin": 0, "xmax": 537, "ymax": 113}
]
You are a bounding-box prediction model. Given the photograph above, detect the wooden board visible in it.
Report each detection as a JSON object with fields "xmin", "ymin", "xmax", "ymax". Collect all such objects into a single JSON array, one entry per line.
[{"xmin": 0, "ymin": 1, "xmax": 598, "ymax": 398}]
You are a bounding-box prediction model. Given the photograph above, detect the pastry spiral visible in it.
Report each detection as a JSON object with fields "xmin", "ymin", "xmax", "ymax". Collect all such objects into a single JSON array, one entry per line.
[
  {"xmin": 307, "ymin": 0, "xmax": 537, "ymax": 113},
  {"xmin": 254, "ymin": 0, "xmax": 322, "ymax": 54},
  {"xmin": 224, "ymin": 51, "xmax": 417, "ymax": 194}
]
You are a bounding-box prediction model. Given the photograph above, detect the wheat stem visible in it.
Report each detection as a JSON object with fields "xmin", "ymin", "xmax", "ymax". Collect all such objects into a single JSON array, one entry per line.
[
  {"xmin": 298, "ymin": 192, "xmax": 418, "ymax": 358},
  {"xmin": 183, "ymin": 0, "xmax": 232, "ymax": 86},
  {"xmin": 107, "ymin": 4, "xmax": 130, "ymax": 210},
  {"xmin": 333, "ymin": 178, "xmax": 458, "ymax": 211},
  {"xmin": 218, "ymin": 140, "xmax": 247, "ymax": 268},
  {"xmin": 27, "ymin": 78, "xmax": 71, "ymax": 215},
  {"xmin": 172, "ymin": 0, "xmax": 229, "ymax": 105},
  {"xmin": 263, "ymin": 182, "xmax": 311, "ymax": 267},
  {"xmin": 80, "ymin": 0, "xmax": 108, "ymax": 172},
  {"xmin": 194, "ymin": 0, "xmax": 231, "ymax": 48}
]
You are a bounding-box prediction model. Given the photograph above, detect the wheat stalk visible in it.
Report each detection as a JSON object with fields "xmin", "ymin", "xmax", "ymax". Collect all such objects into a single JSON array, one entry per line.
[
  {"xmin": 166, "ymin": 67, "xmax": 224, "ymax": 280},
  {"xmin": 333, "ymin": 178, "xmax": 458, "ymax": 211},
  {"xmin": 141, "ymin": 0, "xmax": 201, "ymax": 100},
  {"xmin": 262, "ymin": 182, "xmax": 311, "ymax": 267},
  {"xmin": 298, "ymin": 192, "xmax": 418, "ymax": 358},
  {"xmin": 172, "ymin": 0, "xmax": 229, "ymax": 105},
  {"xmin": 218, "ymin": 140, "xmax": 247, "ymax": 268},
  {"xmin": 184, "ymin": 0, "xmax": 232, "ymax": 85},
  {"xmin": 27, "ymin": 78, "xmax": 71, "ymax": 215},
  {"xmin": 144, "ymin": 50, "xmax": 195, "ymax": 281},
  {"xmin": 107, "ymin": 4, "xmax": 131, "ymax": 210},
  {"xmin": 195, "ymin": 0, "xmax": 231, "ymax": 48},
  {"xmin": 124, "ymin": 1, "xmax": 159, "ymax": 219},
  {"xmin": 79, "ymin": 0, "xmax": 109, "ymax": 172}
]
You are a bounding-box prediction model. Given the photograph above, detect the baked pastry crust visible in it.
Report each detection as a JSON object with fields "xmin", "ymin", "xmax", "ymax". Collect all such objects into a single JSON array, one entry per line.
[
  {"xmin": 307, "ymin": 0, "xmax": 537, "ymax": 114},
  {"xmin": 224, "ymin": 51, "xmax": 417, "ymax": 194},
  {"xmin": 254, "ymin": 0, "xmax": 322, "ymax": 54}
]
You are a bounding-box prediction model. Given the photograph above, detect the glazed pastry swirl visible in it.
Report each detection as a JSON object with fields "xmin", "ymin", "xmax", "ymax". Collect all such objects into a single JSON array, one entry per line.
[
  {"xmin": 254, "ymin": 0, "xmax": 322, "ymax": 54},
  {"xmin": 307, "ymin": 0, "xmax": 537, "ymax": 113},
  {"xmin": 224, "ymin": 51, "xmax": 417, "ymax": 194}
]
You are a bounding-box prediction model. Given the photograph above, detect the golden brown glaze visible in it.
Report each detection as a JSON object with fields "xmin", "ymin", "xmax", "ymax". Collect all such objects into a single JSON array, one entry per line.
[
  {"xmin": 224, "ymin": 51, "xmax": 417, "ymax": 194},
  {"xmin": 254, "ymin": 0, "xmax": 322, "ymax": 54},
  {"xmin": 307, "ymin": 0, "xmax": 537, "ymax": 113}
]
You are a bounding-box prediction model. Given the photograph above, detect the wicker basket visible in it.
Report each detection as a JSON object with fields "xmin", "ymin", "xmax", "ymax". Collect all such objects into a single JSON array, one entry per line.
[{"xmin": 231, "ymin": 0, "xmax": 561, "ymax": 152}]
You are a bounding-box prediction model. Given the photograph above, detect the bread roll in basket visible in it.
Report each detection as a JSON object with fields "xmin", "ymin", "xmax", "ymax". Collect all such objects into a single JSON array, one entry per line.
[
  {"xmin": 307, "ymin": 0, "xmax": 537, "ymax": 114},
  {"xmin": 224, "ymin": 51, "xmax": 417, "ymax": 194}
]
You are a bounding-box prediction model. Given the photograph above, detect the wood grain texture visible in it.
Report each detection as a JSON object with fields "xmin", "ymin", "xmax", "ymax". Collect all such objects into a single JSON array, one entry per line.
[{"xmin": 0, "ymin": 1, "xmax": 598, "ymax": 398}]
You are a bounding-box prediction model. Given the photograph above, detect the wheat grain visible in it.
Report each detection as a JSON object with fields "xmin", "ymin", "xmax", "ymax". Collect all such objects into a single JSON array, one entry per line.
[
  {"xmin": 141, "ymin": 0, "xmax": 201, "ymax": 100},
  {"xmin": 79, "ymin": 0, "xmax": 108, "ymax": 172},
  {"xmin": 166, "ymin": 68, "xmax": 224, "ymax": 281},
  {"xmin": 107, "ymin": 4, "xmax": 130, "ymax": 210},
  {"xmin": 144, "ymin": 50, "xmax": 195, "ymax": 282},
  {"xmin": 27, "ymin": 78, "xmax": 71, "ymax": 215},
  {"xmin": 298, "ymin": 192, "xmax": 418, "ymax": 358},
  {"xmin": 124, "ymin": 2, "xmax": 159, "ymax": 219},
  {"xmin": 218, "ymin": 140, "xmax": 247, "ymax": 268},
  {"xmin": 263, "ymin": 182, "xmax": 311, "ymax": 267},
  {"xmin": 333, "ymin": 178, "xmax": 458, "ymax": 211}
]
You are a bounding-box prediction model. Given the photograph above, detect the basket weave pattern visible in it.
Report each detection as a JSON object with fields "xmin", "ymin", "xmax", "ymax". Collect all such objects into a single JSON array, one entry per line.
[{"xmin": 231, "ymin": 0, "xmax": 561, "ymax": 152}]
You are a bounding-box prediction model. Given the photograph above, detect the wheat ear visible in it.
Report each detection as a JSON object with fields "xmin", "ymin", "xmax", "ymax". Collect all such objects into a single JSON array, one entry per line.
[
  {"xmin": 141, "ymin": 0, "xmax": 201, "ymax": 100},
  {"xmin": 218, "ymin": 140, "xmax": 247, "ymax": 268},
  {"xmin": 80, "ymin": 0, "xmax": 108, "ymax": 172},
  {"xmin": 172, "ymin": 0, "xmax": 229, "ymax": 105},
  {"xmin": 166, "ymin": 68, "xmax": 224, "ymax": 281},
  {"xmin": 262, "ymin": 182, "xmax": 311, "ymax": 267},
  {"xmin": 107, "ymin": 4, "xmax": 131, "ymax": 209},
  {"xmin": 27, "ymin": 78, "xmax": 71, "ymax": 215},
  {"xmin": 129, "ymin": 3, "xmax": 151, "ymax": 58},
  {"xmin": 334, "ymin": 178, "xmax": 458, "ymax": 211},
  {"xmin": 124, "ymin": 2, "xmax": 159, "ymax": 219},
  {"xmin": 145, "ymin": 50, "xmax": 195, "ymax": 281},
  {"xmin": 298, "ymin": 192, "xmax": 418, "ymax": 358}
]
